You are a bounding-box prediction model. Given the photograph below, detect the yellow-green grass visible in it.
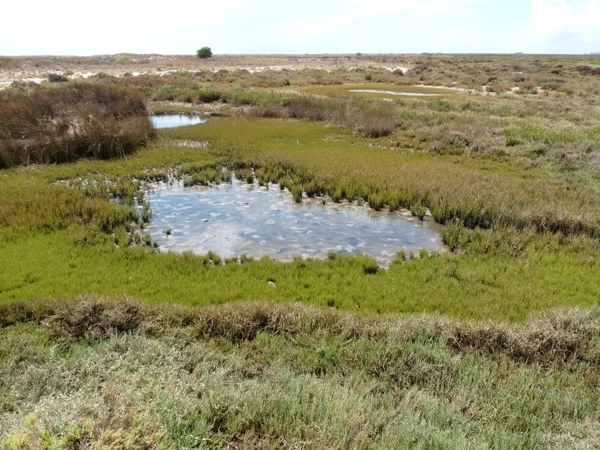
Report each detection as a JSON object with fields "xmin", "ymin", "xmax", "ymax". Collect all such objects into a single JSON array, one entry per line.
[
  {"xmin": 134, "ymin": 69, "xmax": 599, "ymax": 186},
  {"xmin": 168, "ymin": 117, "xmax": 600, "ymax": 236},
  {"xmin": 1, "ymin": 117, "xmax": 600, "ymax": 322},
  {"xmin": 0, "ymin": 230, "xmax": 599, "ymax": 322},
  {"xmin": 234, "ymin": 88, "xmax": 600, "ymax": 188},
  {"xmin": 0, "ymin": 144, "xmax": 214, "ymax": 238}
]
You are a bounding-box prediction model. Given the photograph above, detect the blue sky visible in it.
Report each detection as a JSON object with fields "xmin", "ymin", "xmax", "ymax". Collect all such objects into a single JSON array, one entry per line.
[{"xmin": 1, "ymin": 0, "xmax": 599, "ymax": 55}]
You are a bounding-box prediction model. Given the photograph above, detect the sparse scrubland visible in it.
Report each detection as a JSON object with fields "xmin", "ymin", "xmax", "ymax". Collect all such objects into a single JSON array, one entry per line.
[{"xmin": 1, "ymin": 53, "xmax": 600, "ymax": 448}]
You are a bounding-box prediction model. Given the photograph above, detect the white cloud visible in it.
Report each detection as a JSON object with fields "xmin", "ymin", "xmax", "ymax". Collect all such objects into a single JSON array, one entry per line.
[
  {"xmin": 0, "ymin": 0, "xmax": 239, "ymax": 54},
  {"xmin": 528, "ymin": 0, "xmax": 600, "ymax": 45},
  {"xmin": 582, "ymin": 0, "xmax": 600, "ymax": 41},
  {"xmin": 265, "ymin": 12, "xmax": 359, "ymax": 40},
  {"xmin": 255, "ymin": 0, "xmax": 490, "ymax": 47},
  {"xmin": 346, "ymin": 0, "xmax": 488, "ymax": 16},
  {"xmin": 1, "ymin": 0, "xmax": 237, "ymax": 29},
  {"xmin": 1, "ymin": 0, "xmax": 597, "ymax": 55},
  {"xmin": 528, "ymin": 0, "xmax": 573, "ymax": 41}
]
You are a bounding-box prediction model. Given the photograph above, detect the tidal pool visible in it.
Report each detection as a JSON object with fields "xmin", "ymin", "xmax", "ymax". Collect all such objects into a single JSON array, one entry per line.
[
  {"xmin": 348, "ymin": 89, "xmax": 447, "ymax": 97},
  {"xmin": 145, "ymin": 175, "xmax": 444, "ymax": 266},
  {"xmin": 150, "ymin": 114, "xmax": 206, "ymax": 129}
]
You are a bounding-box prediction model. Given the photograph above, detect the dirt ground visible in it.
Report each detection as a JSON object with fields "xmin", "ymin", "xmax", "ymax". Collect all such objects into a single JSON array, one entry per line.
[{"xmin": 0, "ymin": 53, "xmax": 410, "ymax": 88}]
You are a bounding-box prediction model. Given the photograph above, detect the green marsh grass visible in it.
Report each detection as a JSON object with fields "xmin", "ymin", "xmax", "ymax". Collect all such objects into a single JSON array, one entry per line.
[
  {"xmin": 1, "ymin": 110, "xmax": 599, "ymax": 321},
  {"xmin": 245, "ymin": 94, "xmax": 399, "ymax": 137},
  {"xmin": 2, "ymin": 56, "xmax": 600, "ymax": 447},
  {"xmin": 180, "ymin": 161, "xmax": 231, "ymax": 187},
  {"xmin": 2, "ymin": 111, "xmax": 599, "ymax": 320},
  {"xmin": 1, "ymin": 227, "xmax": 600, "ymax": 321},
  {"xmin": 126, "ymin": 55, "xmax": 600, "ymax": 183},
  {"xmin": 301, "ymin": 83, "xmax": 457, "ymax": 98},
  {"xmin": 168, "ymin": 117, "xmax": 600, "ymax": 238}
]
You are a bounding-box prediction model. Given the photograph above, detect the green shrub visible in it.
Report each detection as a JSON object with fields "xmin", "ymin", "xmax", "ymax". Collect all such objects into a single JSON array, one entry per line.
[{"xmin": 196, "ymin": 47, "xmax": 213, "ymax": 59}]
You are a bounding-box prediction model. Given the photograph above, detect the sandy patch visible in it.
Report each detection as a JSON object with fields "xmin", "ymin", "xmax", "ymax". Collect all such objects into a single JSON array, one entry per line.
[{"xmin": 1, "ymin": 54, "xmax": 413, "ymax": 83}]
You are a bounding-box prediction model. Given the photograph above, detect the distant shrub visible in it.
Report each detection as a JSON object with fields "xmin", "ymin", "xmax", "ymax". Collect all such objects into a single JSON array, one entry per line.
[
  {"xmin": 197, "ymin": 89, "xmax": 224, "ymax": 103},
  {"xmin": 246, "ymin": 105, "xmax": 287, "ymax": 119},
  {"xmin": 574, "ymin": 65, "xmax": 600, "ymax": 76},
  {"xmin": 281, "ymin": 95, "xmax": 396, "ymax": 138},
  {"xmin": 10, "ymin": 80, "xmax": 38, "ymax": 88},
  {"xmin": 48, "ymin": 73, "xmax": 69, "ymax": 83},
  {"xmin": 196, "ymin": 47, "xmax": 213, "ymax": 59},
  {"xmin": 93, "ymin": 71, "xmax": 115, "ymax": 79}
]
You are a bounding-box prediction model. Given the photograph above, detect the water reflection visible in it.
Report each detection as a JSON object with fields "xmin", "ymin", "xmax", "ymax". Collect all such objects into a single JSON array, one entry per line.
[
  {"xmin": 146, "ymin": 176, "xmax": 443, "ymax": 266},
  {"xmin": 150, "ymin": 114, "xmax": 206, "ymax": 129}
]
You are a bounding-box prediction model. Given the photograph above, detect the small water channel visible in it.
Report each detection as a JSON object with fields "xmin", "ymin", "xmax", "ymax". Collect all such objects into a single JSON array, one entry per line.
[
  {"xmin": 145, "ymin": 175, "xmax": 444, "ymax": 266},
  {"xmin": 150, "ymin": 114, "xmax": 206, "ymax": 129}
]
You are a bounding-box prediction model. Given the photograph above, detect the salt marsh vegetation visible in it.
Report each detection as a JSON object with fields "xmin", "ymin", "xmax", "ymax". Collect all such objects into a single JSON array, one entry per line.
[{"xmin": 1, "ymin": 53, "xmax": 600, "ymax": 448}]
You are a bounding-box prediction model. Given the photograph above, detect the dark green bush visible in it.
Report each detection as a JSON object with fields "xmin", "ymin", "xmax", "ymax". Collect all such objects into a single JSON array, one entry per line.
[{"xmin": 196, "ymin": 46, "xmax": 213, "ymax": 59}]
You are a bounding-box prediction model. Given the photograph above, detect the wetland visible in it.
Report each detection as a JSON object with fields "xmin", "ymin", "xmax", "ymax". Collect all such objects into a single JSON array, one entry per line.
[
  {"xmin": 150, "ymin": 113, "xmax": 206, "ymax": 129},
  {"xmin": 2, "ymin": 53, "xmax": 600, "ymax": 449},
  {"xmin": 146, "ymin": 174, "xmax": 443, "ymax": 265}
]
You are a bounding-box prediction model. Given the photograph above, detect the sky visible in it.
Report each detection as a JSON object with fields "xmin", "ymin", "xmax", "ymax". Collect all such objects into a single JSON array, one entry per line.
[{"xmin": 1, "ymin": 0, "xmax": 600, "ymax": 55}]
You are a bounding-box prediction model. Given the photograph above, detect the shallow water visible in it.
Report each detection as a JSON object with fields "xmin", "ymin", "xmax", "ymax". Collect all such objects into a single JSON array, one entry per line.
[
  {"xmin": 150, "ymin": 114, "xmax": 206, "ymax": 129},
  {"xmin": 145, "ymin": 175, "xmax": 443, "ymax": 266},
  {"xmin": 348, "ymin": 89, "xmax": 446, "ymax": 97}
]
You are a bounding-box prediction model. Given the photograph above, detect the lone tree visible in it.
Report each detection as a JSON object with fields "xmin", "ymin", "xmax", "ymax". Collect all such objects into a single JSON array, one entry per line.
[{"xmin": 196, "ymin": 47, "xmax": 212, "ymax": 59}]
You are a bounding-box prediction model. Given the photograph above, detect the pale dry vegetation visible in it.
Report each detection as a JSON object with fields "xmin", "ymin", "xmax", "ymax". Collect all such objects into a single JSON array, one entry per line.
[{"xmin": 1, "ymin": 297, "xmax": 600, "ymax": 449}]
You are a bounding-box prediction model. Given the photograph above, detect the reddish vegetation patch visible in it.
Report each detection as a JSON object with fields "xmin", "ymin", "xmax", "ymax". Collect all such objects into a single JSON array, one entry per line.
[
  {"xmin": 0, "ymin": 83, "xmax": 152, "ymax": 167},
  {"xmin": 574, "ymin": 65, "xmax": 600, "ymax": 76}
]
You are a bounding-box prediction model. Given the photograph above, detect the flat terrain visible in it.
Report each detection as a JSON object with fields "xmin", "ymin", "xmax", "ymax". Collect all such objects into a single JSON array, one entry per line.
[
  {"xmin": 0, "ymin": 53, "xmax": 408, "ymax": 88},
  {"xmin": 1, "ymin": 53, "xmax": 600, "ymax": 448}
]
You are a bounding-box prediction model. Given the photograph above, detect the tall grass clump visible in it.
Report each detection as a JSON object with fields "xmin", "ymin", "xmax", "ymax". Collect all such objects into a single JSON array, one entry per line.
[
  {"xmin": 0, "ymin": 82, "xmax": 153, "ymax": 168},
  {"xmin": 247, "ymin": 94, "xmax": 398, "ymax": 138},
  {"xmin": 180, "ymin": 162, "xmax": 231, "ymax": 187},
  {"xmin": 281, "ymin": 95, "xmax": 397, "ymax": 137}
]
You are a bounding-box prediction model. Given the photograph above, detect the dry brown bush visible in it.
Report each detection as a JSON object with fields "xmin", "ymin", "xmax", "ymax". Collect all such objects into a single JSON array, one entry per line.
[
  {"xmin": 245, "ymin": 105, "xmax": 288, "ymax": 119},
  {"xmin": 444, "ymin": 308, "xmax": 600, "ymax": 366},
  {"xmin": 574, "ymin": 65, "xmax": 600, "ymax": 76},
  {"xmin": 281, "ymin": 95, "xmax": 396, "ymax": 137},
  {"xmin": 3, "ymin": 297, "xmax": 599, "ymax": 368},
  {"xmin": 0, "ymin": 83, "xmax": 152, "ymax": 167}
]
